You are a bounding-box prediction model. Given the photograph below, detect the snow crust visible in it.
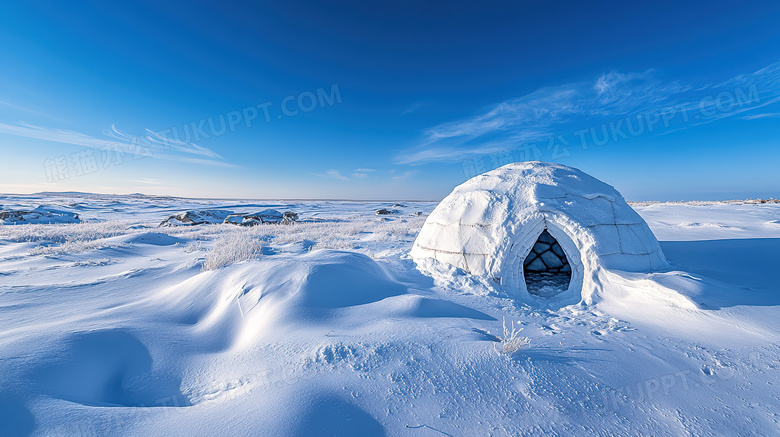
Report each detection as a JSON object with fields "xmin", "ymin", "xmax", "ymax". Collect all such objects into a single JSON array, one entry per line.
[{"xmin": 411, "ymin": 162, "xmax": 667, "ymax": 303}]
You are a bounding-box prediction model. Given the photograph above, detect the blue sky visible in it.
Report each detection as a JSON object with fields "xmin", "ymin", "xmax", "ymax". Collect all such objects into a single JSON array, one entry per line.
[{"xmin": 1, "ymin": 0, "xmax": 779, "ymax": 200}]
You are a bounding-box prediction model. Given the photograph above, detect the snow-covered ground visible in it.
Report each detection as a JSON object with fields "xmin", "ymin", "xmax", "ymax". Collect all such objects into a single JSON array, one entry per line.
[{"xmin": 1, "ymin": 193, "xmax": 779, "ymax": 436}]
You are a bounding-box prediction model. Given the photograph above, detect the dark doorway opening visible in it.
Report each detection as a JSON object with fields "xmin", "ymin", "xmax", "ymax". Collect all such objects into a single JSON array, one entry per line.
[{"xmin": 523, "ymin": 229, "xmax": 572, "ymax": 297}]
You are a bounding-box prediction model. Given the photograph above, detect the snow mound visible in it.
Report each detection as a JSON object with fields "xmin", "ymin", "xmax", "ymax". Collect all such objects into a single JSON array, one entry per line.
[
  {"xmin": 0, "ymin": 206, "xmax": 80, "ymax": 224},
  {"xmin": 411, "ymin": 162, "xmax": 667, "ymax": 304},
  {"xmin": 151, "ymin": 250, "xmax": 410, "ymax": 350},
  {"xmin": 159, "ymin": 210, "xmax": 233, "ymax": 226},
  {"xmin": 284, "ymin": 394, "xmax": 385, "ymax": 436},
  {"xmin": 33, "ymin": 329, "xmax": 186, "ymax": 407},
  {"xmin": 295, "ymin": 251, "xmax": 407, "ymax": 308},
  {"xmin": 375, "ymin": 294, "xmax": 495, "ymax": 320}
]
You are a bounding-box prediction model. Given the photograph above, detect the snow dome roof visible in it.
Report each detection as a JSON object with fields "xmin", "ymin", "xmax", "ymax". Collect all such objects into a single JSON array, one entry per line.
[{"xmin": 411, "ymin": 162, "xmax": 667, "ymax": 303}]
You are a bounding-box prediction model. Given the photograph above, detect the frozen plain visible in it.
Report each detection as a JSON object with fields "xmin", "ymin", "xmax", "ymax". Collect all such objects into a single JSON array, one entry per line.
[{"xmin": 1, "ymin": 193, "xmax": 779, "ymax": 436}]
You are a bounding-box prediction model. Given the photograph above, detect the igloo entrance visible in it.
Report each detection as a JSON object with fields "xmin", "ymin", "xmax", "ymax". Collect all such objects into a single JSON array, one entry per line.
[{"xmin": 523, "ymin": 229, "xmax": 572, "ymax": 297}]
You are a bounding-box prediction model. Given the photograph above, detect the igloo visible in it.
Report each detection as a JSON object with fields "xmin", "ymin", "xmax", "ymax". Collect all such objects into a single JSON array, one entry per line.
[{"xmin": 411, "ymin": 162, "xmax": 667, "ymax": 303}]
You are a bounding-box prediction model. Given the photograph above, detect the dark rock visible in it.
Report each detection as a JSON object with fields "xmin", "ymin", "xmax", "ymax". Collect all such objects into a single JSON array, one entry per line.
[
  {"xmin": 224, "ymin": 214, "xmax": 261, "ymax": 226},
  {"xmin": 282, "ymin": 211, "xmax": 299, "ymax": 225},
  {"xmin": 223, "ymin": 209, "xmax": 287, "ymax": 226},
  {"xmin": 159, "ymin": 210, "xmax": 233, "ymax": 226},
  {"xmin": 1, "ymin": 207, "xmax": 80, "ymax": 224}
]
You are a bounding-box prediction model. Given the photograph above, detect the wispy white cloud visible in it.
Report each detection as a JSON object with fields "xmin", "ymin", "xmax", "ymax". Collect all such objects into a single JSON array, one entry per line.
[
  {"xmin": 0, "ymin": 100, "xmax": 58, "ymax": 120},
  {"xmin": 348, "ymin": 168, "xmax": 378, "ymax": 179},
  {"xmin": 311, "ymin": 169, "xmax": 349, "ymax": 181},
  {"xmin": 0, "ymin": 121, "xmax": 111, "ymax": 149},
  {"xmin": 396, "ymin": 70, "xmax": 687, "ymax": 164},
  {"xmin": 0, "ymin": 121, "xmax": 232, "ymax": 167},
  {"xmin": 327, "ymin": 169, "xmax": 348, "ymax": 180},
  {"xmin": 314, "ymin": 168, "xmax": 402, "ymax": 181},
  {"xmin": 155, "ymin": 155, "xmax": 238, "ymax": 167},
  {"xmin": 130, "ymin": 178, "xmax": 163, "ymax": 185},
  {"xmin": 711, "ymin": 61, "xmax": 780, "ymax": 91},
  {"xmin": 740, "ymin": 112, "xmax": 780, "ymax": 120},
  {"xmin": 401, "ymin": 102, "xmax": 425, "ymax": 116},
  {"xmin": 391, "ymin": 170, "xmax": 417, "ymax": 180},
  {"xmin": 106, "ymin": 125, "xmax": 221, "ymax": 158},
  {"xmin": 397, "ymin": 61, "xmax": 780, "ymax": 164}
]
